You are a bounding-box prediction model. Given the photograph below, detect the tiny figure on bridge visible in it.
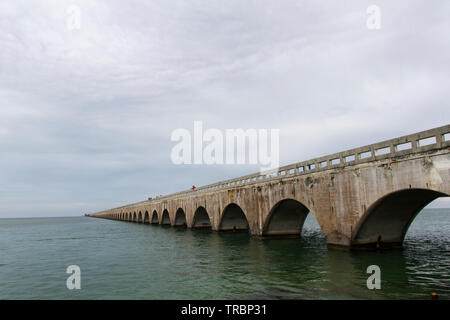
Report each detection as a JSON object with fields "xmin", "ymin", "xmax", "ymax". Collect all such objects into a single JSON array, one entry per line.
[{"xmin": 192, "ymin": 185, "xmax": 197, "ymax": 191}]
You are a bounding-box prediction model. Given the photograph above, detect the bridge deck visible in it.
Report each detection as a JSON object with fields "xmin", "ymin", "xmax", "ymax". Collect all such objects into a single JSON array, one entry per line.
[{"xmin": 101, "ymin": 124, "xmax": 450, "ymax": 211}]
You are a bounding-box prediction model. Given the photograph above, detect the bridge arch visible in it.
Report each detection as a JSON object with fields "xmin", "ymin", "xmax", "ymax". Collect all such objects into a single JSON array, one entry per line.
[
  {"xmin": 144, "ymin": 211, "xmax": 149, "ymax": 224},
  {"xmin": 151, "ymin": 210, "xmax": 159, "ymax": 224},
  {"xmin": 138, "ymin": 211, "xmax": 143, "ymax": 223},
  {"xmin": 128, "ymin": 212, "xmax": 132, "ymax": 221},
  {"xmin": 174, "ymin": 208, "xmax": 187, "ymax": 227},
  {"xmin": 219, "ymin": 203, "xmax": 249, "ymax": 232},
  {"xmin": 192, "ymin": 206, "xmax": 212, "ymax": 229},
  {"xmin": 133, "ymin": 212, "xmax": 137, "ymax": 222},
  {"xmin": 351, "ymin": 188, "xmax": 448, "ymax": 248},
  {"xmin": 161, "ymin": 209, "xmax": 171, "ymax": 225},
  {"xmin": 263, "ymin": 198, "xmax": 312, "ymax": 236}
]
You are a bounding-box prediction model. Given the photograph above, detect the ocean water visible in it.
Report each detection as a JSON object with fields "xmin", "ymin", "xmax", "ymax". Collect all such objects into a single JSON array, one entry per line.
[{"xmin": 0, "ymin": 209, "xmax": 449, "ymax": 300}]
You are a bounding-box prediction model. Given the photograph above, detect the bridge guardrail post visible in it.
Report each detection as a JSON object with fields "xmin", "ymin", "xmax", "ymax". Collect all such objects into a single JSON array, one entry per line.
[
  {"xmin": 411, "ymin": 139, "xmax": 418, "ymax": 152},
  {"xmin": 389, "ymin": 143, "xmax": 395, "ymax": 156},
  {"xmin": 436, "ymin": 133, "xmax": 443, "ymax": 148}
]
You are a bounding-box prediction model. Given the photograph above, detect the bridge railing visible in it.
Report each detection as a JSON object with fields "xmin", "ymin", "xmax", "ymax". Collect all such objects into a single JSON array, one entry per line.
[
  {"xmin": 154, "ymin": 124, "xmax": 449, "ymax": 200},
  {"xmin": 95, "ymin": 124, "xmax": 450, "ymax": 213}
]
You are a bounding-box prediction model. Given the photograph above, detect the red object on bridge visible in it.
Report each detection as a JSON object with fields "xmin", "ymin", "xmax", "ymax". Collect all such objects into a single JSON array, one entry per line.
[{"xmin": 192, "ymin": 185, "xmax": 197, "ymax": 190}]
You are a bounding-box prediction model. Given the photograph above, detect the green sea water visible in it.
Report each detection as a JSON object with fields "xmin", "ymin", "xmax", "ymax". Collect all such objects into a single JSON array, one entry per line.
[{"xmin": 0, "ymin": 209, "xmax": 449, "ymax": 299}]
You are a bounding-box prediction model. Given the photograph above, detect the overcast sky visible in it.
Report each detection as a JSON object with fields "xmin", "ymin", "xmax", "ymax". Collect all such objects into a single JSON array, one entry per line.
[{"xmin": 0, "ymin": 0, "xmax": 449, "ymax": 218}]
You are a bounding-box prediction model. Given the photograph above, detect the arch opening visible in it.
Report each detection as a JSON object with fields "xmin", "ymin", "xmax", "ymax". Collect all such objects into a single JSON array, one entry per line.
[
  {"xmin": 351, "ymin": 188, "xmax": 448, "ymax": 248},
  {"xmin": 192, "ymin": 207, "xmax": 211, "ymax": 229},
  {"xmin": 219, "ymin": 203, "xmax": 249, "ymax": 232},
  {"xmin": 138, "ymin": 211, "xmax": 143, "ymax": 223},
  {"xmin": 144, "ymin": 211, "xmax": 149, "ymax": 224},
  {"xmin": 151, "ymin": 210, "xmax": 159, "ymax": 224},
  {"xmin": 263, "ymin": 199, "xmax": 310, "ymax": 237},
  {"xmin": 133, "ymin": 212, "xmax": 137, "ymax": 222},
  {"xmin": 174, "ymin": 208, "xmax": 187, "ymax": 227},
  {"xmin": 161, "ymin": 209, "xmax": 171, "ymax": 225}
]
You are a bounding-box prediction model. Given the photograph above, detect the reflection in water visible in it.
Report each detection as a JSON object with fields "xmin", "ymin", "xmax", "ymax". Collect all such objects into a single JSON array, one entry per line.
[{"xmin": 0, "ymin": 209, "xmax": 448, "ymax": 299}]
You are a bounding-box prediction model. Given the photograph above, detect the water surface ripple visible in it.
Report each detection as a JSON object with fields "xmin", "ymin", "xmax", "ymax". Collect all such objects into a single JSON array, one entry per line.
[{"xmin": 0, "ymin": 209, "xmax": 448, "ymax": 299}]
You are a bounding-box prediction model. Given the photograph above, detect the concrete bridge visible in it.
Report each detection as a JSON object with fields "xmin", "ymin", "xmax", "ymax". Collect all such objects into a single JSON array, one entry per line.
[{"xmin": 89, "ymin": 125, "xmax": 450, "ymax": 248}]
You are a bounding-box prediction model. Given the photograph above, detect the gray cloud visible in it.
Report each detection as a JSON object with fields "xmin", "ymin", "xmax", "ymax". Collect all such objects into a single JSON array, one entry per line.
[{"xmin": 1, "ymin": 0, "xmax": 449, "ymax": 217}]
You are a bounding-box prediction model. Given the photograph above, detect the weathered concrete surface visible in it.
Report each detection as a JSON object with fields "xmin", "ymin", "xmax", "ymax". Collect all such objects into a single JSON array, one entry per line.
[{"xmin": 90, "ymin": 125, "xmax": 450, "ymax": 248}]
